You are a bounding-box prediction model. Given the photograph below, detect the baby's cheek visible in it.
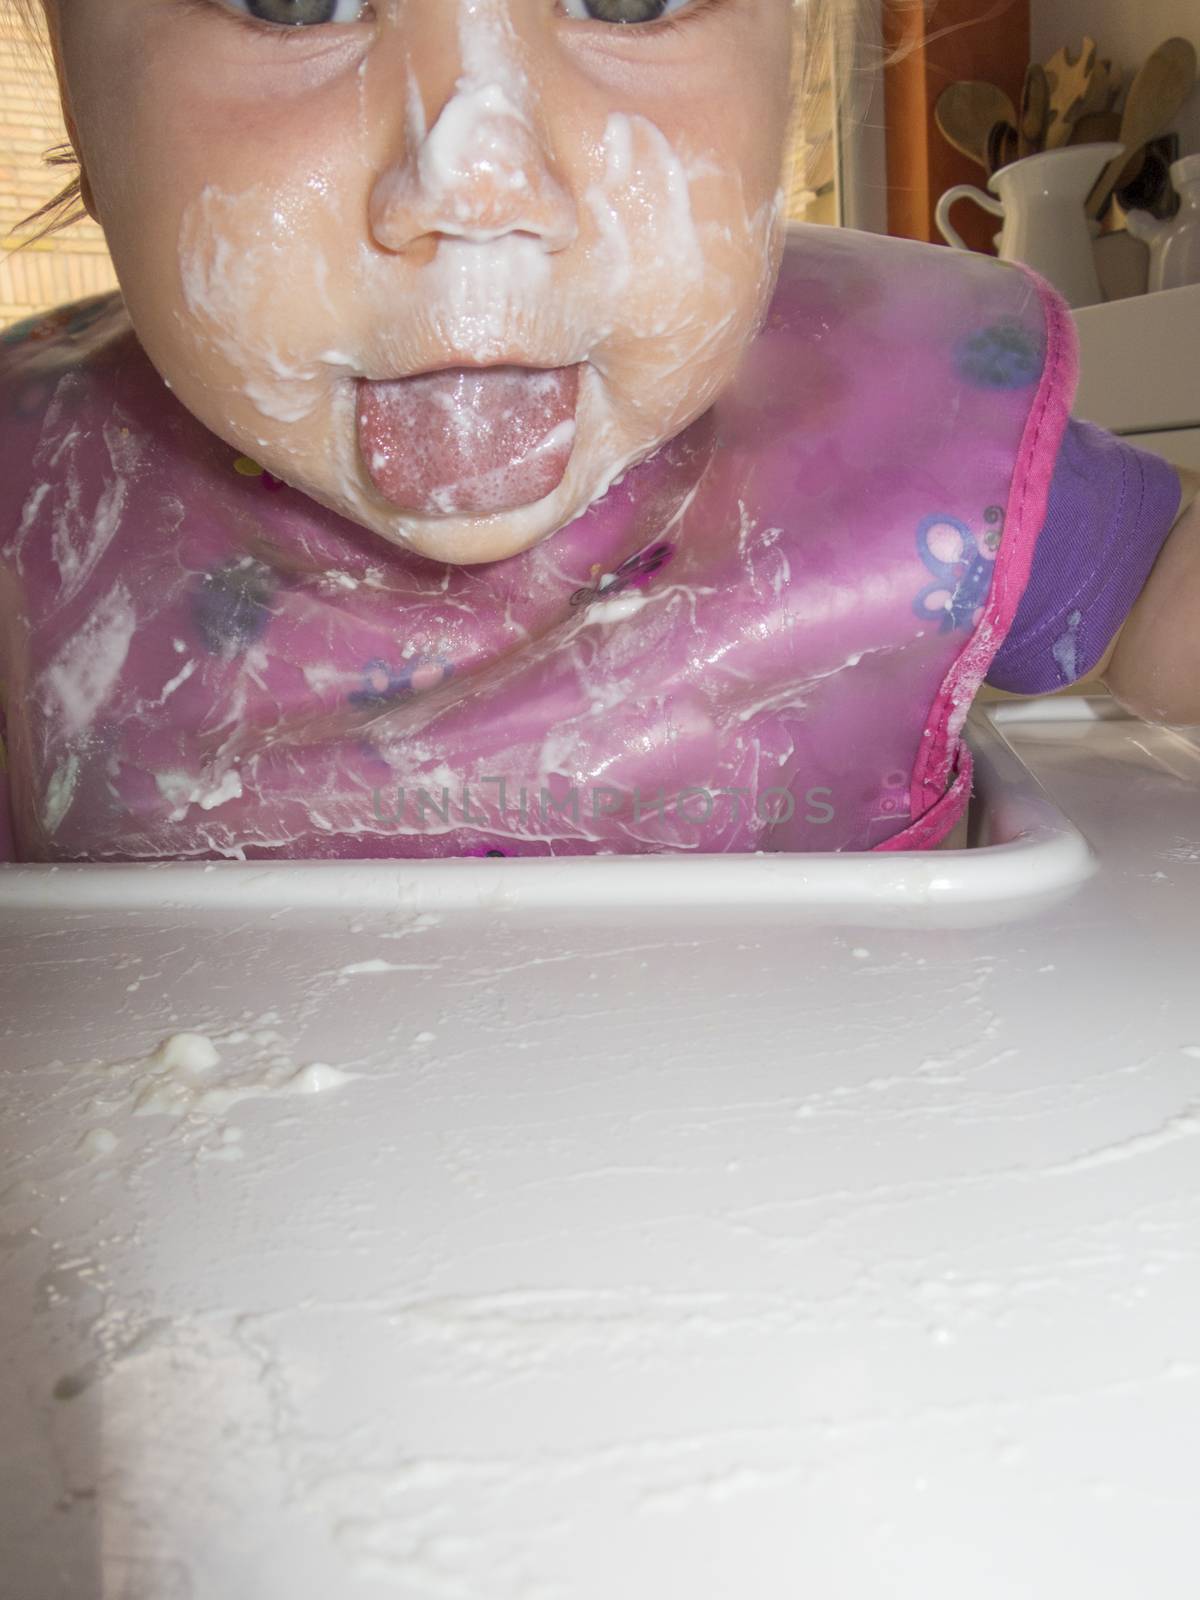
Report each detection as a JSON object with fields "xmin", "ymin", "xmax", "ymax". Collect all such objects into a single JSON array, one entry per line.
[
  {"xmin": 169, "ymin": 181, "xmax": 356, "ymax": 428},
  {"xmin": 610, "ymin": 186, "xmax": 783, "ymax": 400}
]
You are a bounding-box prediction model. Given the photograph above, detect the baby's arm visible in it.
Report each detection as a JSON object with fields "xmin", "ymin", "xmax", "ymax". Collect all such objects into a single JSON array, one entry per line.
[
  {"xmin": 1100, "ymin": 467, "xmax": 1200, "ymax": 725},
  {"xmin": 982, "ymin": 432, "xmax": 1197, "ymax": 717}
]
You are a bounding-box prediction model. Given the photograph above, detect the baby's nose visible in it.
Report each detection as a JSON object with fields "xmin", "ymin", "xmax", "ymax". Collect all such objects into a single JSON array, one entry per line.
[{"xmin": 369, "ymin": 81, "xmax": 579, "ymax": 256}]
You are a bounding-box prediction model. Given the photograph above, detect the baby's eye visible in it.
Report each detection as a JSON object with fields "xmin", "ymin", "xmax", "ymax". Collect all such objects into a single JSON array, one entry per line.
[
  {"xmin": 561, "ymin": 0, "xmax": 691, "ymax": 22},
  {"xmin": 222, "ymin": 0, "xmax": 368, "ymax": 24}
]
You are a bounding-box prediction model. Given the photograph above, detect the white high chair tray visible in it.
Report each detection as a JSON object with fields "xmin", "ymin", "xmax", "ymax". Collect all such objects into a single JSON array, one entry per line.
[
  {"xmin": 2, "ymin": 702, "xmax": 1199, "ymax": 1599},
  {"xmin": 0, "ymin": 708, "xmax": 1095, "ymax": 916}
]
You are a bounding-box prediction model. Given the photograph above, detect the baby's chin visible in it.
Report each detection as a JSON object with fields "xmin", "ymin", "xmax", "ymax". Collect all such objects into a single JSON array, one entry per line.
[
  {"xmin": 314, "ymin": 465, "xmax": 615, "ymax": 565},
  {"xmin": 215, "ymin": 351, "xmax": 721, "ymax": 564}
]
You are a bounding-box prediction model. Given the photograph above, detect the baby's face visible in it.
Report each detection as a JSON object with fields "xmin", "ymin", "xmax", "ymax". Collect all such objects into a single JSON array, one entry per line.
[{"xmin": 49, "ymin": 0, "xmax": 794, "ymax": 562}]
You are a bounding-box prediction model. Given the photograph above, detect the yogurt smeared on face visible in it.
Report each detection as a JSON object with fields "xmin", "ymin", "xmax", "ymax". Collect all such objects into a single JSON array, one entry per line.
[
  {"xmin": 74, "ymin": 0, "xmax": 794, "ymax": 561},
  {"xmin": 356, "ymin": 363, "xmax": 579, "ymax": 516}
]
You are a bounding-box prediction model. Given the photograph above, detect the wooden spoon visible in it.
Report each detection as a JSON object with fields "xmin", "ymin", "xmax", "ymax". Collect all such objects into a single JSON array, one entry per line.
[
  {"xmin": 1053, "ymin": 56, "xmax": 1120, "ymax": 148},
  {"xmin": 1086, "ymin": 37, "xmax": 1198, "ymax": 218},
  {"xmin": 1076, "ymin": 58, "xmax": 1121, "ymax": 119},
  {"xmin": 985, "ymin": 120, "xmax": 1019, "ymax": 177},
  {"xmin": 1043, "ymin": 37, "xmax": 1098, "ymax": 149},
  {"xmin": 1071, "ymin": 110, "xmax": 1146, "ymax": 197},
  {"xmin": 936, "ymin": 81, "xmax": 1018, "ymax": 170},
  {"xmin": 1068, "ymin": 109, "xmax": 1124, "ymax": 146},
  {"xmin": 1019, "ymin": 63, "xmax": 1050, "ymax": 158}
]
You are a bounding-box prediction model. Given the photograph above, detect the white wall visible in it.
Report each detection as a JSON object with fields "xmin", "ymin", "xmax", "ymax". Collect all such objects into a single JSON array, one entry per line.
[{"xmin": 1031, "ymin": 0, "xmax": 1200, "ymax": 156}]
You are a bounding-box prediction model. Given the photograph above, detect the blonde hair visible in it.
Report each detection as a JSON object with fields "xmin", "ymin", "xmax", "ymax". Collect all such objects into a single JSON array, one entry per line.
[{"xmin": 10, "ymin": 0, "xmax": 920, "ymax": 243}]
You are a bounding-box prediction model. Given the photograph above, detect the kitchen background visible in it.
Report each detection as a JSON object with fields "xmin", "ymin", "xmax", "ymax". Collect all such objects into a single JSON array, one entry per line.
[
  {"xmin": 0, "ymin": 0, "xmax": 1198, "ymax": 328},
  {"xmin": 1033, "ymin": 0, "xmax": 1199, "ymax": 154}
]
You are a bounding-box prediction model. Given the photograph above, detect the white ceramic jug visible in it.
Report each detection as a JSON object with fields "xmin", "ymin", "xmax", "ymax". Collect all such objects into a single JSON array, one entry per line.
[
  {"xmin": 935, "ymin": 142, "xmax": 1125, "ymax": 309},
  {"xmin": 1125, "ymin": 154, "xmax": 1200, "ymax": 293}
]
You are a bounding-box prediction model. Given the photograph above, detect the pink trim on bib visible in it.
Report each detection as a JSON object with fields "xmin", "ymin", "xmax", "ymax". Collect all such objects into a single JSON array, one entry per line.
[{"xmin": 875, "ymin": 267, "xmax": 1079, "ymax": 853}]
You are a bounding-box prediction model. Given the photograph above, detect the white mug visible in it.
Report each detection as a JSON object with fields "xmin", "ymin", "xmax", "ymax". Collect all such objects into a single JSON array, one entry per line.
[{"xmin": 936, "ymin": 142, "xmax": 1125, "ymax": 309}]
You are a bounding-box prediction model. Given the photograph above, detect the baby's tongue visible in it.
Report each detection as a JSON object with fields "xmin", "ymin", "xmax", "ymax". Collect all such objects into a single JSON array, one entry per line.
[{"xmin": 356, "ymin": 365, "xmax": 579, "ymax": 518}]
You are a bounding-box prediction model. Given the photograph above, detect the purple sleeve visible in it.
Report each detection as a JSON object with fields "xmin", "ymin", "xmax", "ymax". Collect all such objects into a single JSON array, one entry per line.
[{"xmin": 986, "ymin": 419, "xmax": 1183, "ymax": 693}]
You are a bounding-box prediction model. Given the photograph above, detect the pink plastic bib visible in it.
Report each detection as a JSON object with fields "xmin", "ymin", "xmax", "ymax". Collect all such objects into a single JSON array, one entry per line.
[{"xmin": 0, "ymin": 227, "xmax": 1076, "ymax": 862}]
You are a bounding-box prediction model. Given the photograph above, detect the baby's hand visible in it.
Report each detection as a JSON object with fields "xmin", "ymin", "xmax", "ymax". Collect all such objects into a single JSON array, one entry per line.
[{"xmin": 1103, "ymin": 467, "xmax": 1200, "ymax": 725}]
